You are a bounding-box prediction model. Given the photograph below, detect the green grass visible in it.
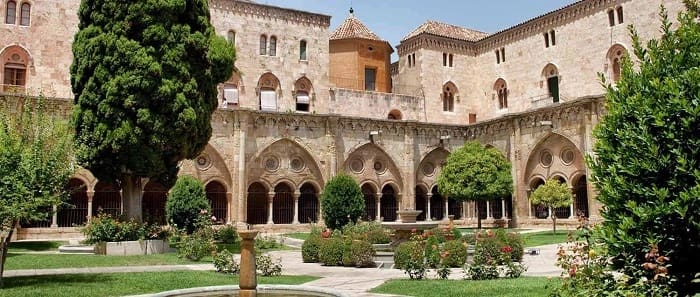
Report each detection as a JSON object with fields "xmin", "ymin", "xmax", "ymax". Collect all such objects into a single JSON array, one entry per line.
[
  {"xmin": 1, "ymin": 271, "xmax": 318, "ymax": 297},
  {"xmin": 522, "ymin": 230, "xmax": 576, "ymax": 247},
  {"xmin": 457, "ymin": 228, "xmax": 530, "ymax": 235},
  {"xmin": 371, "ymin": 277, "xmax": 555, "ymax": 297},
  {"xmin": 283, "ymin": 232, "xmax": 310, "ymax": 241},
  {"xmin": 4, "ymin": 252, "xmax": 200, "ymax": 270},
  {"xmin": 8, "ymin": 241, "xmax": 66, "ymax": 252}
]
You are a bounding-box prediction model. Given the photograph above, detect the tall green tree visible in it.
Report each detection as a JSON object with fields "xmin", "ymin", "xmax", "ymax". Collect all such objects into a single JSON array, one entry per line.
[
  {"xmin": 70, "ymin": 0, "xmax": 235, "ymax": 220},
  {"xmin": 166, "ymin": 176, "xmax": 210, "ymax": 234},
  {"xmin": 437, "ymin": 141, "xmax": 512, "ymax": 229},
  {"xmin": 589, "ymin": 3, "xmax": 700, "ymax": 295},
  {"xmin": 528, "ymin": 178, "xmax": 572, "ymax": 234},
  {"xmin": 0, "ymin": 97, "xmax": 74, "ymax": 288},
  {"xmin": 321, "ymin": 174, "xmax": 365, "ymax": 230}
]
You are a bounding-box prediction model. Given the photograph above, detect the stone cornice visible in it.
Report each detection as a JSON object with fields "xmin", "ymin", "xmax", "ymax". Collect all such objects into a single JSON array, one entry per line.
[
  {"xmin": 397, "ymin": 34, "xmax": 476, "ymax": 56},
  {"xmin": 209, "ymin": 0, "xmax": 331, "ymax": 28}
]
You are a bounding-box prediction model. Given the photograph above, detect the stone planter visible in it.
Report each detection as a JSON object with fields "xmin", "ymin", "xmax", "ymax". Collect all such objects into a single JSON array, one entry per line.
[
  {"xmin": 95, "ymin": 239, "xmax": 169, "ymax": 256},
  {"xmin": 396, "ymin": 210, "xmax": 423, "ymax": 223}
]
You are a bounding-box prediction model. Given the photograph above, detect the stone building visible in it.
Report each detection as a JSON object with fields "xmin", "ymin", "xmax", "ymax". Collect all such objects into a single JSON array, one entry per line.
[{"xmin": 0, "ymin": 0, "xmax": 685, "ymax": 239}]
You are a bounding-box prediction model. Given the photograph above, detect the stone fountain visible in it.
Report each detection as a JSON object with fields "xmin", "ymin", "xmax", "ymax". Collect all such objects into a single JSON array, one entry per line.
[{"xmin": 381, "ymin": 209, "xmax": 438, "ymax": 247}]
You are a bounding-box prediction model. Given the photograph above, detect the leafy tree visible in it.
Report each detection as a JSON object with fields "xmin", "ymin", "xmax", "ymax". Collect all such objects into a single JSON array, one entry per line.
[
  {"xmin": 528, "ymin": 178, "xmax": 572, "ymax": 234},
  {"xmin": 0, "ymin": 97, "xmax": 74, "ymax": 288},
  {"xmin": 589, "ymin": 2, "xmax": 700, "ymax": 295},
  {"xmin": 70, "ymin": 0, "xmax": 235, "ymax": 221},
  {"xmin": 321, "ymin": 174, "xmax": 365, "ymax": 230},
  {"xmin": 166, "ymin": 176, "xmax": 210, "ymax": 234},
  {"xmin": 437, "ymin": 141, "xmax": 512, "ymax": 229}
]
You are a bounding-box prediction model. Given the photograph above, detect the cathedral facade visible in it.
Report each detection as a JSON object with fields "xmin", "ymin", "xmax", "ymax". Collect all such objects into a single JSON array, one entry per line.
[{"xmin": 0, "ymin": 0, "xmax": 685, "ymax": 239}]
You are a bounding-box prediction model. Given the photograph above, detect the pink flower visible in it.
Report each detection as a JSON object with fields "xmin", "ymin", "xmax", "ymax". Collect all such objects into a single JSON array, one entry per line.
[{"xmin": 211, "ymin": 215, "xmax": 217, "ymax": 222}]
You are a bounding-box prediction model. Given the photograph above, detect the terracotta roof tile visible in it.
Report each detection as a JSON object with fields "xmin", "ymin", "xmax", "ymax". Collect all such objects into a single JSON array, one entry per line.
[
  {"xmin": 330, "ymin": 13, "xmax": 383, "ymax": 41},
  {"xmin": 401, "ymin": 20, "xmax": 488, "ymax": 42}
]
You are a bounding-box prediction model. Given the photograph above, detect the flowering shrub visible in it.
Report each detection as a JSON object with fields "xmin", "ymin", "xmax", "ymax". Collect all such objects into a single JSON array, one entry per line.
[
  {"xmin": 81, "ymin": 213, "xmax": 167, "ymax": 244},
  {"xmin": 342, "ymin": 221, "xmax": 391, "ymax": 244},
  {"xmin": 441, "ymin": 239, "xmax": 467, "ymax": 267},
  {"xmin": 256, "ymin": 253, "xmax": 282, "ymax": 276},
  {"xmin": 165, "ymin": 176, "xmax": 211, "ymax": 234},
  {"xmin": 254, "ymin": 234, "xmax": 281, "ymax": 251},
  {"xmin": 473, "ymin": 229, "xmax": 523, "ymax": 265},
  {"xmin": 464, "ymin": 263, "xmax": 500, "ymax": 280},
  {"xmin": 214, "ymin": 224, "xmax": 238, "ymax": 244},
  {"xmin": 177, "ymin": 231, "xmax": 215, "ymax": 261},
  {"xmin": 342, "ymin": 239, "xmax": 375, "ymax": 267},
  {"xmin": 319, "ymin": 237, "xmax": 345, "ymax": 266},
  {"xmin": 213, "ymin": 249, "xmax": 240, "ymax": 274}
]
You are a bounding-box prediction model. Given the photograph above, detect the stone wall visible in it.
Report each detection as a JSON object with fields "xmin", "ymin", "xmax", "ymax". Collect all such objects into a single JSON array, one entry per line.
[{"xmin": 328, "ymin": 88, "xmax": 425, "ymax": 121}]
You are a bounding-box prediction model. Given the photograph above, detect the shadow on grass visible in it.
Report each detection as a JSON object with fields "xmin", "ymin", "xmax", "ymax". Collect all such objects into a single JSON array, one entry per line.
[
  {"xmin": 8, "ymin": 241, "xmax": 64, "ymax": 252},
  {"xmin": 3, "ymin": 274, "xmax": 116, "ymax": 289}
]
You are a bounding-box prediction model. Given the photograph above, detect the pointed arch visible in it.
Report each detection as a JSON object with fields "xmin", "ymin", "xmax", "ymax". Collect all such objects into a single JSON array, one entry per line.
[
  {"xmin": 416, "ymin": 148, "xmax": 450, "ymax": 192},
  {"xmin": 58, "ymin": 178, "xmax": 88, "ymax": 227},
  {"xmin": 380, "ymin": 183, "xmax": 398, "ymax": 222},
  {"xmin": 298, "ymin": 182, "xmax": 319, "ymax": 223},
  {"xmin": 247, "ymin": 182, "xmax": 268, "ymax": 224},
  {"xmin": 343, "ymin": 143, "xmax": 403, "ymax": 195},
  {"xmin": 442, "ymin": 81, "xmax": 457, "ymax": 112},
  {"xmin": 247, "ymin": 138, "xmax": 324, "ymax": 191},
  {"xmin": 220, "ymin": 72, "xmax": 242, "ymax": 108},
  {"xmin": 494, "ymin": 78, "xmax": 508, "ymax": 109},
  {"xmin": 415, "ymin": 185, "xmax": 428, "ymax": 221},
  {"xmin": 205, "ymin": 180, "xmax": 227, "ymax": 224},
  {"xmin": 294, "ymin": 76, "xmax": 312, "ymax": 112},
  {"xmin": 258, "ymin": 72, "xmax": 280, "ymax": 111},
  {"xmin": 606, "ymin": 44, "xmax": 629, "ymax": 83},
  {"xmin": 430, "ymin": 185, "xmax": 445, "ymax": 221},
  {"xmin": 1, "ymin": 45, "xmax": 31, "ymax": 92},
  {"xmin": 542, "ymin": 63, "xmax": 560, "ymax": 103},
  {"xmin": 273, "ymin": 182, "xmax": 293, "ymax": 224},
  {"xmin": 361, "ymin": 182, "xmax": 378, "ymax": 221}
]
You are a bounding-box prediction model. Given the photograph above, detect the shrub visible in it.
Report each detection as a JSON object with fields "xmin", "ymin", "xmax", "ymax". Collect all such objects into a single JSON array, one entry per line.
[
  {"xmin": 81, "ymin": 213, "xmax": 163, "ymax": 243},
  {"xmin": 256, "ymin": 253, "xmax": 283, "ymax": 276},
  {"xmin": 177, "ymin": 230, "xmax": 215, "ymax": 261},
  {"xmin": 464, "ymin": 263, "xmax": 499, "ymax": 280},
  {"xmin": 441, "ymin": 240, "xmax": 467, "ymax": 268},
  {"xmin": 501, "ymin": 232, "xmax": 524, "ymax": 262},
  {"xmin": 394, "ymin": 240, "xmax": 426, "ymax": 280},
  {"xmin": 342, "ymin": 221, "xmax": 391, "ymax": 244},
  {"xmin": 424, "ymin": 235, "xmax": 440, "ymax": 268},
  {"xmin": 504, "ymin": 261, "xmax": 526, "ymax": 278},
  {"xmin": 166, "ymin": 176, "xmax": 210, "ymax": 234},
  {"xmin": 393, "ymin": 241, "xmax": 416, "ymax": 270},
  {"xmin": 473, "ymin": 232, "xmax": 504, "ymax": 265},
  {"xmin": 215, "ymin": 224, "xmax": 238, "ymax": 244},
  {"xmin": 301, "ymin": 235, "xmax": 322, "ymax": 263},
  {"xmin": 321, "ymin": 174, "xmax": 364, "ymax": 230},
  {"xmin": 342, "ymin": 239, "xmax": 375, "ymax": 267},
  {"xmin": 424, "ymin": 227, "xmax": 446, "ymax": 243},
  {"xmin": 255, "ymin": 234, "xmax": 281, "ymax": 251},
  {"xmin": 213, "ymin": 249, "xmax": 240, "ymax": 274},
  {"xmin": 319, "ymin": 238, "xmax": 345, "ymax": 266}
]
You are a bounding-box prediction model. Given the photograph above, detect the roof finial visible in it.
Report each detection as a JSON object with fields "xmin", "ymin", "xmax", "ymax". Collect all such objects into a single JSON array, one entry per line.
[{"xmin": 349, "ymin": 0, "xmax": 354, "ymax": 15}]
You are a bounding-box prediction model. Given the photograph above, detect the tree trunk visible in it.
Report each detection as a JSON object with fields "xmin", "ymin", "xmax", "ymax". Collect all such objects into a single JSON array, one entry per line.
[
  {"xmin": 121, "ymin": 175, "xmax": 145, "ymax": 222},
  {"xmin": 0, "ymin": 220, "xmax": 18, "ymax": 288},
  {"xmin": 476, "ymin": 206, "xmax": 482, "ymax": 230},
  {"xmin": 552, "ymin": 216, "xmax": 557, "ymax": 235}
]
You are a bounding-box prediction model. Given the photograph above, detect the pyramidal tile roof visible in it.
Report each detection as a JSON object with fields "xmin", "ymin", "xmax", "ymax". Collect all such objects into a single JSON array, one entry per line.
[
  {"xmin": 330, "ymin": 13, "xmax": 383, "ymax": 41},
  {"xmin": 401, "ymin": 20, "xmax": 489, "ymax": 42}
]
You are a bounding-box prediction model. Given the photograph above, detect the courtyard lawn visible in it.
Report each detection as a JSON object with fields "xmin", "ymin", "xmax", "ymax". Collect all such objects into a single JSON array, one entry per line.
[
  {"xmin": 1, "ymin": 271, "xmax": 318, "ymax": 297},
  {"xmin": 457, "ymin": 228, "xmax": 530, "ymax": 235},
  {"xmin": 284, "ymin": 232, "xmax": 310, "ymax": 241},
  {"xmin": 8, "ymin": 241, "xmax": 66, "ymax": 253},
  {"xmin": 522, "ymin": 230, "xmax": 576, "ymax": 247},
  {"xmin": 4, "ymin": 252, "xmax": 201, "ymax": 270},
  {"xmin": 371, "ymin": 277, "xmax": 555, "ymax": 297}
]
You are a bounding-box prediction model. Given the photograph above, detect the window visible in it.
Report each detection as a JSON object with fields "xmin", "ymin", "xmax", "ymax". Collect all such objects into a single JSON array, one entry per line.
[
  {"xmin": 443, "ymin": 53, "xmax": 447, "ymax": 66},
  {"xmin": 227, "ymin": 30, "xmax": 235, "ymax": 45},
  {"xmin": 257, "ymin": 72, "xmax": 279, "ymax": 111},
  {"xmin": 299, "ymin": 40, "xmax": 307, "ymax": 61},
  {"xmin": 544, "ymin": 33, "xmax": 550, "ymax": 47},
  {"xmin": 5, "ymin": 1, "xmax": 16, "ymax": 24},
  {"xmin": 608, "ymin": 9, "xmax": 615, "ymax": 27},
  {"xmin": 544, "ymin": 31, "xmax": 556, "ymax": 47},
  {"xmin": 442, "ymin": 82, "xmax": 456, "ymax": 112},
  {"xmin": 364, "ymin": 68, "xmax": 376, "ymax": 91},
  {"xmin": 19, "ymin": 2, "xmax": 29, "ymax": 26},
  {"xmin": 616, "ymin": 6, "xmax": 624, "ymax": 24},
  {"xmin": 2, "ymin": 48, "xmax": 29, "ymax": 92},
  {"xmin": 411, "ymin": 53, "xmax": 416, "ymax": 66},
  {"xmin": 269, "ymin": 36, "xmax": 277, "ymax": 56},
  {"xmin": 3, "ymin": 63, "xmax": 26, "ymax": 88},
  {"xmin": 495, "ymin": 79, "xmax": 508, "ymax": 109},
  {"xmin": 550, "ymin": 30, "xmax": 556, "ymax": 46},
  {"xmin": 387, "ymin": 109, "xmax": 402, "ymax": 120},
  {"xmin": 607, "ymin": 45, "xmax": 628, "ymax": 82},
  {"xmin": 294, "ymin": 77, "xmax": 312, "ymax": 112},
  {"xmin": 407, "ymin": 54, "xmax": 412, "ymax": 67},
  {"xmin": 543, "ymin": 64, "xmax": 560, "ymax": 103},
  {"xmin": 449, "ymin": 54, "xmax": 453, "ymax": 67},
  {"xmin": 296, "ymin": 91, "xmax": 309, "ymax": 112},
  {"xmin": 259, "ymin": 35, "xmax": 267, "ymax": 55},
  {"xmin": 496, "ymin": 50, "xmax": 500, "ymax": 64},
  {"xmin": 221, "ymin": 84, "xmax": 238, "ymax": 108},
  {"xmin": 500, "ymin": 48, "xmax": 505, "ymax": 62}
]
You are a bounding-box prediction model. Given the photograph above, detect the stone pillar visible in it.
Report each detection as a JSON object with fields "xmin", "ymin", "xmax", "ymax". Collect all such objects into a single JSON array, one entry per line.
[
  {"xmin": 404, "ymin": 123, "xmax": 416, "ymax": 210},
  {"xmin": 51, "ymin": 205, "xmax": 58, "ymax": 228},
  {"xmin": 226, "ymin": 192, "xmax": 234, "ymax": 224},
  {"xmin": 443, "ymin": 197, "xmax": 449, "ymax": 221},
  {"xmin": 501, "ymin": 199, "xmax": 507, "ymax": 219},
  {"xmin": 237, "ymin": 113, "xmax": 248, "ymax": 227},
  {"xmin": 511, "ymin": 118, "xmax": 522, "ymax": 226},
  {"xmin": 86, "ymin": 190, "xmax": 95, "ymax": 220},
  {"xmin": 267, "ymin": 192, "xmax": 274, "ymax": 224},
  {"xmin": 238, "ymin": 230, "xmax": 259, "ymax": 297},
  {"xmin": 426, "ymin": 193, "xmax": 432, "ymax": 221},
  {"xmin": 318, "ymin": 191, "xmax": 324, "ymax": 224},
  {"xmin": 486, "ymin": 200, "xmax": 492, "ymax": 219},
  {"xmin": 395, "ymin": 193, "xmax": 402, "ymax": 222},
  {"xmin": 569, "ymin": 186, "xmax": 575, "ymax": 219},
  {"xmin": 293, "ymin": 191, "xmax": 300, "ymax": 224},
  {"xmin": 375, "ymin": 193, "xmax": 381, "ymax": 222}
]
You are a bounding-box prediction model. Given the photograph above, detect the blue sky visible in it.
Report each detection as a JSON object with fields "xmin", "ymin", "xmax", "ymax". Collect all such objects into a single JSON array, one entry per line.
[{"xmin": 259, "ymin": 0, "xmax": 576, "ymax": 59}]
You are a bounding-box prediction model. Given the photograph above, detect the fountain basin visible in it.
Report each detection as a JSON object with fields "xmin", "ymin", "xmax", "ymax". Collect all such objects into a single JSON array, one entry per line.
[
  {"xmin": 381, "ymin": 221, "xmax": 439, "ymax": 247},
  {"xmin": 148, "ymin": 285, "xmax": 349, "ymax": 297}
]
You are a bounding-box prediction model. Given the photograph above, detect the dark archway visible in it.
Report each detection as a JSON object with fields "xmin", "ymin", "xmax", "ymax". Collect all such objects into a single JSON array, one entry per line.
[
  {"xmin": 415, "ymin": 186, "xmax": 427, "ymax": 221},
  {"xmin": 529, "ymin": 178, "xmax": 548, "ymax": 219},
  {"xmin": 490, "ymin": 198, "xmax": 503, "ymax": 219},
  {"xmin": 380, "ymin": 185, "xmax": 398, "ymax": 222},
  {"xmin": 551, "ymin": 176, "xmax": 570, "ymax": 219},
  {"xmin": 273, "ymin": 183, "xmax": 294, "ymax": 224},
  {"xmin": 247, "ymin": 182, "xmax": 268, "ymax": 225},
  {"xmin": 362, "ymin": 184, "xmax": 377, "ymax": 221},
  {"xmin": 143, "ymin": 181, "xmax": 168, "ymax": 225},
  {"xmin": 58, "ymin": 178, "xmax": 88, "ymax": 227},
  {"xmin": 430, "ymin": 186, "xmax": 444, "ymax": 221},
  {"xmin": 93, "ymin": 181, "xmax": 121, "ymax": 217},
  {"xmin": 206, "ymin": 181, "xmax": 227, "ymax": 224},
  {"xmin": 574, "ymin": 175, "xmax": 589, "ymax": 217},
  {"xmin": 298, "ymin": 183, "xmax": 319, "ymax": 223},
  {"xmin": 448, "ymin": 197, "xmax": 462, "ymax": 219}
]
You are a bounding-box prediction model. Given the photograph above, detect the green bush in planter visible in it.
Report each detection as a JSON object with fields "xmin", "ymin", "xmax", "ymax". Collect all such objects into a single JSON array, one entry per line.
[
  {"xmin": 319, "ymin": 238, "xmax": 345, "ymax": 266},
  {"xmin": 441, "ymin": 240, "xmax": 468, "ymax": 267},
  {"xmin": 342, "ymin": 240, "xmax": 375, "ymax": 267},
  {"xmin": 166, "ymin": 176, "xmax": 210, "ymax": 234}
]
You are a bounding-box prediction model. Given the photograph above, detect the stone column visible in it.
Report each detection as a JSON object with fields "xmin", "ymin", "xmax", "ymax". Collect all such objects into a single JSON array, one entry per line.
[
  {"xmin": 511, "ymin": 118, "xmax": 522, "ymax": 226},
  {"xmin": 569, "ymin": 186, "xmax": 575, "ymax": 219},
  {"xmin": 226, "ymin": 192, "xmax": 234, "ymax": 224},
  {"xmin": 375, "ymin": 193, "xmax": 381, "ymax": 222},
  {"xmin": 443, "ymin": 196, "xmax": 449, "ymax": 221},
  {"xmin": 318, "ymin": 191, "xmax": 324, "ymax": 224},
  {"xmin": 403, "ymin": 123, "xmax": 416, "ymax": 210},
  {"xmin": 426, "ymin": 193, "xmax": 432, "ymax": 221},
  {"xmin": 293, "ymin": 191, "xmax": 300, "ymax": 224},
  {"xmin": 266, "ymin": 192, "xmax": 275, "ymax": 224},
  {"xmin": 86, "ymin": 190, "xmax": 95, "ymax": 220},
  {"xmin": 51, "ymin": 205, "xmax": 58, "ymax": 228},
  {"xmin": 501, "ymin": 199, "xmax": 506, "ymax": 219},
  {"xmin": 395, "ymin": 193, "xmax": 402, "ymax": 222},
  {"xmin": 486, "ymin": 200, "xmax": 492, "ymax": 219},
  {"xmin": 238, "ymin": 230, "xmax": 259, "ymax": 297},
  {"xmin": 237, "ymin": 113, "xmax": 249, "ymax": 227}
]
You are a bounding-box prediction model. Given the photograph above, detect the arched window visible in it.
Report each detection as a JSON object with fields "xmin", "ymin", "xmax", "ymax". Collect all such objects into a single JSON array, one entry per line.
[
  {"xmin": 259, "ymin": 35, "xmax": 267, "ymax": 55},
  {"xmin": 227, "ymin": 30, "xmax": 235, "ymax": 45},
  {"xmin": 442, "ymin": 82, "xmax": 456, "ymax": 112},
  {"xmin": 299, "ymin": 40, "xmax": 307, "ymax": 61},
  {"xmin": 5, "ymin": 1, "xmax": 16, "ymax": 24},
  {"xmin": 2, "ymin": 46, "xmax": 29, "ymax": 92},
  {"xmin": 269, "ymin": 36, "xmax": 277, "ymax": 56},
  {"xmin": 19, "ymin": 2, "xmax": 29, "ymax": 26},
  {"xmin": 542, "ymin": 64, "xmax": 560, "ymax": 103},
  {"xmin": 294, "ymin": 76, "xmax": 312, "ymax": 112},
  {"xmin": 258, "ymin": 72, "xmax": 280, "ymax": 111},
  {"xmin": 607, "ymin": 45, "xmax": 628, "ymax": 83},
  {"xmin": 387, "ymin": 109, "xmax": 402, "ymax": 120},
  {"xmin": 494, "ymin": 79, "xmax": 508, "ymax": 110}
]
